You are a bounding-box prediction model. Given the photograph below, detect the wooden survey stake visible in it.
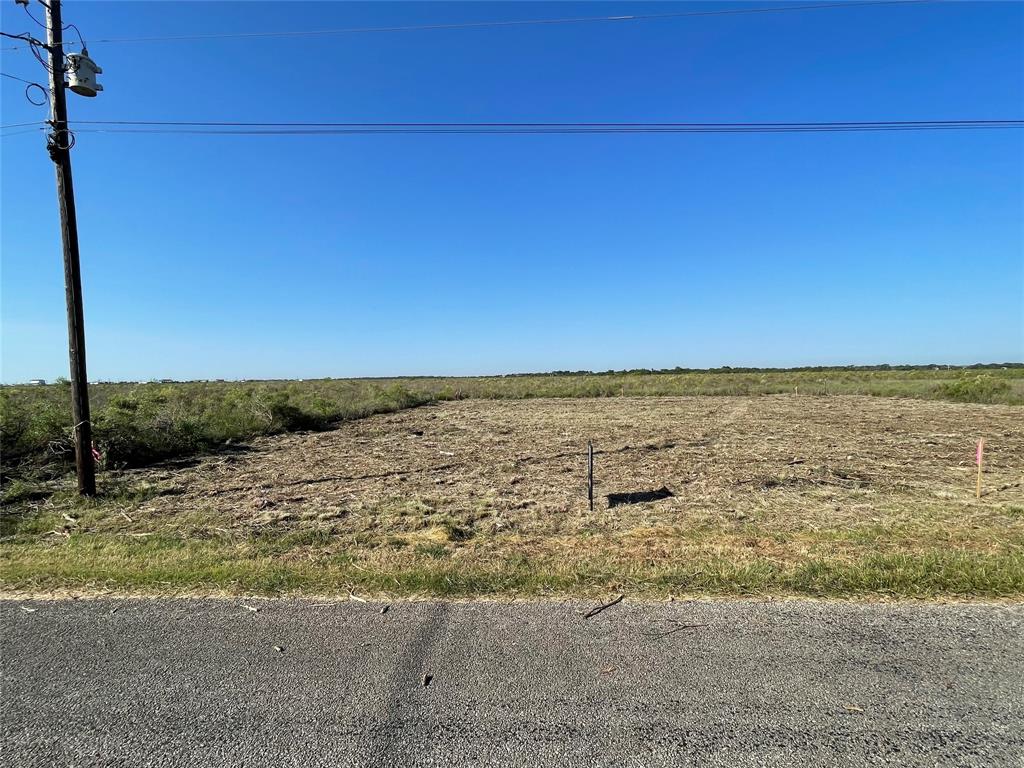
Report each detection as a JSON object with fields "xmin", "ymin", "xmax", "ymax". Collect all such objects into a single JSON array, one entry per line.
[
  {"xmin": 976, "ymin": 438, "xmax": 985, "ymax": 499},
  {"xmin": 588, "ymin": 441, "xmax": 594, "ymax": 511}
]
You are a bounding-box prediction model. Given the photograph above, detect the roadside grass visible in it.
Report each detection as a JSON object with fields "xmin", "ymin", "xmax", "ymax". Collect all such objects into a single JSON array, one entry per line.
[
  {"xmin": 3, "ymin": 473, "xmax": 1022, "ymax": 599},
  {"xmin": 2, "ymin": 532, "xmax": 1021, "ymax": 599}
]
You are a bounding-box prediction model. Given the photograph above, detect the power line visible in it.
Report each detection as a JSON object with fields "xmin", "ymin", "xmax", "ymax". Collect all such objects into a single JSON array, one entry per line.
[
  {"xmin": 1, "ymin": 72, "xmax": 48, "ymax": 105},
  {"xmin": 67, "ymin": 128, "xmax": 1023, "ymax": 136},
  {"xmin": 70, "ymin": 119, "xmax": 1021, "ymax": 126},
  {"xmin": 1, "ymin": 71, "xmax": 38, "ymax": 85},
  {"xmin": 1, "ymin": 31, "xmax": 39, "ymax": 44},
  {"xmin": 0, "ymin": 126, "xmax": 44, "ymax": 138},
  {"xmin": 4, "ymin": 119, "xmax": 1017, "ymax": 138},
  {"xmin": 10, "ymin": 119, "xmax": 1020, "ymax": 135},
  {"xmin": 1, "ymin": 30, "xmax": 54, "ymax": 72},
  {"xmin": 63, "ymin": 120, "xmax": 1024, "ymax": 135},
  {"xmin": 20, "ymin": 0, "xmax": 90, "ymax": 49},
  {"xmin": 0, "ymin": 120, "xmax": 46, "ymax": 129},
  {"xmin": 2, "ymin": 0, "xmax": 935, "ymax": 50}
]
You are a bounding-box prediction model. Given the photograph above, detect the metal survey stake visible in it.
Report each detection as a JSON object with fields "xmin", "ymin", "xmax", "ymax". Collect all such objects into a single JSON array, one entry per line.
[{"xmin": 588, "ymin": 441, "xmax": 594, "ymax": 511}]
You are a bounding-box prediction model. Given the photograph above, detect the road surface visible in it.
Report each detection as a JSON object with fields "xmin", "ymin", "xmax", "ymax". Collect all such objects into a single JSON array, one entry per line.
[{"xmin": 2, "ymin": 598, "xmax": 1021, "ymax": 767}]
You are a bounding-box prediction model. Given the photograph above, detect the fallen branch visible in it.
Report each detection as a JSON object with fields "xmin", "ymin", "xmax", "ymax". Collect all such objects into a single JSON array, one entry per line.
[{"xmin": 583, "ymin": 594, "xmax": 624, "ymax": 619}]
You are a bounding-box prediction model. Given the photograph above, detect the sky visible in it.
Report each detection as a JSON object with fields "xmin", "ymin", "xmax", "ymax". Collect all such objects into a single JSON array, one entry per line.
[{"xmin": 1, "ymin": 1, "xmax": 1022, "ymax": 382}]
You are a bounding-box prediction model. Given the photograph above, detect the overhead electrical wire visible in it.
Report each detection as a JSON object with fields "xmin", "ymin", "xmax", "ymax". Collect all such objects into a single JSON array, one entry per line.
[
  {"xmin": 0, "ymin": 126, "xmax": 44, "ymax": 138},
  {"xmin": 60, "ymin": 119, "xmax": 1024, "ymax": 135},
  {"xmin": 21, "ymin": 2, "xmax": 46, "ymax": 30},
  {"xmin": 0, "ymin": 71, "xmax": 48, "ymax": 105},
  {"xmin": 2, "ymin": 0, "xmax": 935, "ymax": 50},
  {"xmin": 0, "ymin": 31, "xmax": 39, "ymax": 44},
  {"xmin": 0, "ymin": 30, "xmax": 55, "ymax": 74},
  {"xmin": 4, "ymin": 119, "xmax": 1019, "ymax": 139},
  {"xmin": 0, "ymin": 71, "xmax": 38, "ymax": 86},
  {"xmin": 0, "ymin": 119, "xmax": 48, "ymax": 130},
  {"xmin": 19, "ymin": 0, "xmax": 90, "ymax": 49}
]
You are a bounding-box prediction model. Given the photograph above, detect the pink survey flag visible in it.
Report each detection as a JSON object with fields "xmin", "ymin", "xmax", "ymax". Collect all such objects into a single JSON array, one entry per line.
[{"xmin": 976, "ymin": 438, "xmax": 985, "ymax": 466}]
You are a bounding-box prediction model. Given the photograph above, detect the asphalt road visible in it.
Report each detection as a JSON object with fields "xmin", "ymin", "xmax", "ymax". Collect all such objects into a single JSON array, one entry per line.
[{"xmin": 1, "ymin": 598, "xmax": 1021, "ymax": 767}]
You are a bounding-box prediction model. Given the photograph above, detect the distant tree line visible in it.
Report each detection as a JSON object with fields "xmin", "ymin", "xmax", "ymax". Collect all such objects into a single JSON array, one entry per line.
[{"xmin": 530, "ymin": 363, "xmax": 1024, "ymax": 377}]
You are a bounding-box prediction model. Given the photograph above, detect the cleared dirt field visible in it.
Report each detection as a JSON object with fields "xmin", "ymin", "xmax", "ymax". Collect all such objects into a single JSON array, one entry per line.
[
  {"xmin": 142, "ymin": 392, "xmax": 1022, "ymax": 522},
  {"xmin": 4, "ymin": 395, "xmax": 1022, "ymax": 597}
]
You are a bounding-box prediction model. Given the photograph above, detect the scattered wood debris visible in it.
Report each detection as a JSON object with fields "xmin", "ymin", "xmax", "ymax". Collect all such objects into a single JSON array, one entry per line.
[{"xmin": 584, "ymin": 594, "xmax": 624, "ymax": 619}]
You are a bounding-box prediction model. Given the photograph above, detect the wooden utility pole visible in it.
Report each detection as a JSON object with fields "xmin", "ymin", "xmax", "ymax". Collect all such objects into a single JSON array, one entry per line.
[{"xmin": 44, "ymin": 0, "xmax": 95, "ymax": 495}]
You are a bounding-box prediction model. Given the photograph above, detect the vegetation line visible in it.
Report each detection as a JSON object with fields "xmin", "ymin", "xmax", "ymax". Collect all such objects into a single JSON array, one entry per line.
[
  {"xmin": 2, "ymin": 368, "xmax": 1020, "ymax": 486},
  {"xmin": 2, "ymin": 543, "xmax": 1021, "ymax": 600}
]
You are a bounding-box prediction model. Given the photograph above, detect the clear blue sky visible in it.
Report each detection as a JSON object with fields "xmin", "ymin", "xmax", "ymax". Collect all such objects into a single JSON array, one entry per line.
[{"xmin": 2, "ymin": 1, "xmax": 1022, "ymax": 382}]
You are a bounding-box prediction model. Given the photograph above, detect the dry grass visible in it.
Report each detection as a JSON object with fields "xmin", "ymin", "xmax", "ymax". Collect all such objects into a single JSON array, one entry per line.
[{"xmin": 2, "ymin": 395, "xmax": 1022, "ymax": 597}]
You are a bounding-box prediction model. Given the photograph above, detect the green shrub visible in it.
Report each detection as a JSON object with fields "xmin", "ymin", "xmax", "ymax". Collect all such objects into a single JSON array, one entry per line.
[
  {"xmin": 262, "ymin": 392, "xmax": 334, "ymax": 432},
  {"xmin": 1, "ymin": 380, "xmax": 436, "ymax": 477},
  {"xmin": 936, "ymin": 375, "xmax": 1012, "ymax": 404},
  {"xmin": 377, "ymin": 383, "xmax": 430, "ymax": 410},
  {"xmin": 0, "ymin": 389, "xmax": 72, "ymax": 468}
]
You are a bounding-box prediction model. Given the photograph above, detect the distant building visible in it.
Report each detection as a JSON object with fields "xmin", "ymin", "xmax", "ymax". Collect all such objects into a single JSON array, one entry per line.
[{"xmin": 28, "ymin": 379, "xmax": 46, "ymax": 386}]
